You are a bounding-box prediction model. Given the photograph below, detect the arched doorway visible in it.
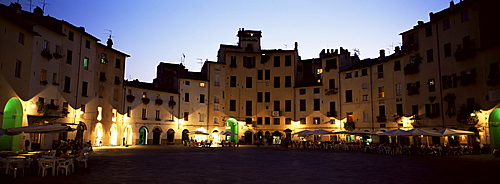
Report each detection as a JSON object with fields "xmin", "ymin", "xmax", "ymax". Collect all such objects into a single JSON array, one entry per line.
[
  {"xmin": 244, "ymin": 131, "xmax": 253, "ymax": 144},
  {"xmin": 227, "ymin": 118, "xmax": 238, "ymax": 143},
  {"xmin": 110, "ymin": 124, "xmax": 118, "ymax": 146},
  {"xmin": 284, "ymin": 129, "xmax": 292, "ymax": 145},
  {"xmin": 272, "ymin": 131, "xmax": 282, "ymax": 145},
  {"xmin": 166, "ymin": 129, "xmax": 175, "ymax": 144},
  {"xmin": 264, "ymin": 131, "xmax": 271, "ymax": 145},
  {"xmin": 123, "ymin": 125, "xmax": 133, "ymax": 145},
  {"xmin": 182, "ymin": 129, "xmax": 189, "ymax": 142},
  {"xmin": 138, "ymin": 126, "xmax": 148, "ymax": 145},
  {"xmin": 0, "ymin": 98, "xmax": 23, "ymax": 150},
  {"xmin": 489, "ymin": 108, "xmax": 500, "ymax": 151},
  {"xmin": 255, "ymin": 130, "xmax": 263, "ymax": 145},
  {"xmin": 152, "ymin": 127, "xmax": 162, "ymax": 145},
  {"xmin": 95, "ymin": 123, "xmax": 103, "ymax": 146}
]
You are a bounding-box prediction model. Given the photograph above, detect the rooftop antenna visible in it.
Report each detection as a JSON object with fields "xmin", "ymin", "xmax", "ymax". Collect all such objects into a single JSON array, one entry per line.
[
  {"xmin": 39, "ymin": 0, "xmax": 49, "ymax": 12},
  {"xmin": 197, "ymin": 58, "xmax": 203, "ymax": 69},
  {"xmin": 26, "ymin": 0, "xmax": 35, "ymax": 12},
  {"xmin": 180, "ymin": 53, "xmax": 185, "ymax": 65},
  {"xmin": 353, "ymin": 48, "xmax": 360, "ymax": 56},
  {"xmin": 283, "ymin": 44, "xmax": 287, "ymax": 49},
  {"xmin": 104, "ymin": 29, "xmax": 114, "ymax": 39}
]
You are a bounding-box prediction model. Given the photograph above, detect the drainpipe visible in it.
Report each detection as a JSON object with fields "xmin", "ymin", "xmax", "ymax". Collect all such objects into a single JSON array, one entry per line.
[{"xmin": 435, "ymin": 22, "xmax": 445, "ymax": 129}]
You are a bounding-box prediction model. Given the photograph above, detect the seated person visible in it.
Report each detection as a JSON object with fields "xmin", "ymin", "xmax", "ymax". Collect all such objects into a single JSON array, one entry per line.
[{"xmin": 59, "ymin": 149, "xmax": 72, "ymax": 159}]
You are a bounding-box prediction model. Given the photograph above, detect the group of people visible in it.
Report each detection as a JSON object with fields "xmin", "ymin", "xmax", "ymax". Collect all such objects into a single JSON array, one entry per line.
[{"xmin": 183, "ymin": 138, "xmax": 213, "ymax": 147}]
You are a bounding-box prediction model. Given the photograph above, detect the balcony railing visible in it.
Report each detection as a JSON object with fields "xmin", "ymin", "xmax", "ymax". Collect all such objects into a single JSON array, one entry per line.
[{"xmin": 325, "ymin": 88, "xmax": 338, "ymax": 95}]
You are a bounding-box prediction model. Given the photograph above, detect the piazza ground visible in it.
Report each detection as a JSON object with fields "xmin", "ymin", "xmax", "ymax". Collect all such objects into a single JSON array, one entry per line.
[{"xmin": 3, "ymin": 145, "xmax": 500, "ymax": 184}]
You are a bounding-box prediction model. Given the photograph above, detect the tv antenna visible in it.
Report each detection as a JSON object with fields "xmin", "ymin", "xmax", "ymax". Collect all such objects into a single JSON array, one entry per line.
[
  {"xmin": 180, "ymin": 53, "xmax": 185, "ymax": 65},
  {"xmin": 283, "ymin": 44, "xmax": 287, "ymax": 49},
  {"xmin": 104, "ymin": 29, "xmax": 114, "ymax": 39},
  {"xmin": 353, "ymin": 48, "xmax": 360, "ymax": 56},
  {"xmin": 39, "ymin": 0, "xmax": 49, "ymax": 12},
  {"xmin": 26, "ymin": 0, "xmax": 35, "ymax": 12}
]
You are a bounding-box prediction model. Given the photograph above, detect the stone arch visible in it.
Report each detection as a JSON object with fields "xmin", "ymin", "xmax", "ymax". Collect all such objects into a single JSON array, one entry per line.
[
  {"xmin": 0, "ymin": 97, "xmax": 24, "ymax": 150},
  {"xmin": 489, "ymin": 108, "xmax": 500, "ymax": 150},
  {"xmin": 244, "ymin": 130, "xmax": 253, "ymax": 144},
  {"xmin": 95, "ymin": 123, "xmax": 104, "ymax": 146},
  {"xmin": 166, "ymin": 129, "xmax": 175, "ymax": 144},
  {"xmin": 123, "ymin": 125, "xmax": 133, "ymax": 145},
  {"xmin": 152, "ymin": 127, "xmax": 162, "ymax": 145},
  {"xmin": 138, "ymin": 126, "xmax": 148, "ymax": 145},
  {"xmin": 109, "ymin": 124, "xmax": 118, "ymax": 146}
]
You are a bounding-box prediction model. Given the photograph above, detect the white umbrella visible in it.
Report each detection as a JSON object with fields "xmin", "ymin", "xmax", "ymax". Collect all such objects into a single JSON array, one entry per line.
[
  {"xmin": 3, "ymin": 125, "xmax": 73, "ymax": 135},
  {"xmin": 437, "ymin": 128, "xmax": 475, "ymax": 136},
  {"xmin": 221, "ymin": 131, "xmax": 237, "ymax": 135},
  {"xmin": 377, "ymin": 129, "xmax": 407, "ymax": 136}
]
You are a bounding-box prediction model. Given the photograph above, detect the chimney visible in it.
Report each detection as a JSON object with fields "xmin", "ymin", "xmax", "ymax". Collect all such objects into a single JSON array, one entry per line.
[
  {"xmin": 450, "ymin": 1, "xmax": 454, "ymax": 7},
  {"xmin": 417, "ymin": 21, "xmax": 424, "ymax": 25},
  {"xmin": 395, "ymin": 46, "xmax": 400, "ymax": 53},
  {"xmin": 33, "ymin": 6, "xmax": 43, "ymax": 16},
  {"xmin": 379, "ymin": 49, "xmax": 385, "ymax": 58},
  {"xmin": 294, "ymin": 42, "xmax": 298, "ymax": 51},
  {"xmin": 106, "ymin": 37, "xmax": 113, "ymax": 48}
]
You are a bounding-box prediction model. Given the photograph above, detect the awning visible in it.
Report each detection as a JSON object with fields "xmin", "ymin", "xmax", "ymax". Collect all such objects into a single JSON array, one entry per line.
[
  {"xmin": 27, "ymin": 115, "xmax": 63, "ymax": 125},
  {"xmin": 1, "ymin": 125, "xmax": 74, "ymax": 136}
]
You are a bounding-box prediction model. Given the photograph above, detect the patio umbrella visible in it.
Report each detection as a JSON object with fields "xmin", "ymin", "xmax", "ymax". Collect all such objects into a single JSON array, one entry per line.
[
  {"xmin": 3, "ymin": 125, "xmax": 73, "ymax": 135},
  {"xmin": 331, "ymin": 131, "xmax": 348, "ymax": 134},
  {"xmin": 221, "ymin": 131, "xmax": 237, "ymax": 135},
  {"xmin": 292, "ymin": 130, "xmax": 311, "ymax": 135},
  {"xmin": 306, "ymin": 129, "xmax": 334, "ymax": 135},
  {"xmin": 344, "ymin": 130, "xmax": 371, "ymax": 134},
  {"xmin": 436, "ymin": 128, "xmax": 475, "ymax": 136},
  {"xmin": 400, "ymin": 128, "xmax": 443, "ymax": 136},
  {"xmin": 377, "ymin": 128, "xmax": 407, "ymax": 136}
]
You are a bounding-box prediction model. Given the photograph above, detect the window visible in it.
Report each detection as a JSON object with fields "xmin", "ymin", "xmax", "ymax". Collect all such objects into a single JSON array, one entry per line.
[
  {"xmin": 361, "ymin": 68, "xmax": 368, "ymax": 76},
  {"xmin": 230, "ymin": 76, "xmax": 237, "ymax": 87},
  {"xmin": 461, "ymin": 10, "xmax": 469, "ymax": 22},
  {"xmin": 265, "ymin": 117, "xmax": 271, "ymax": 125},
  {"xmin": 285, "ymin": 76, "xmax": 291, "ymax": 87},
  {"xmin": 214, "ymin": 96, "xmax": 220, "ymax": 103},
  {"xmin": 185, "ymin": 81, "xmax": 190, "ymax": 85},
  {"xmin": 425, "ymin": 26, "xmax": 432, "ymax": 37},
  {"xmin": 230, "ymin": 56, "xmax": 237, "ymax": 67},
  {"xmin": 313, "ymin": 99, "xmax": 320, "ymax": 111},
  {"xmin": 274, "ymin": 56, "xmax": 280, "ymax": 67},
  {"xmin": 246, "ymin": 77, "xmax": 252, "ymax": 88},
  {"xmin": 18, "ymin": 32, "xmax": 24, "ymax": 45},
  {"xmin": 285, "ymin": 55, "xmax": 292, "ymax": 66},
  {"xmin": 379, "ymin": 106, "xmax": 386, "ymax": 117},
  {"xmin": 395, "ymin": 84, "xmax": 402, "ymax": 96},
  {"xmin": 243, "ymin": 56, "xmax": 255, "ymax": 68},
  {"xmin": 443, "ymin": 19, "xmax": 450, "ymax": 30},
  {"xmin": 345, "ymin": 73, "xmax": 352, "ymax": 79},
  {"xmin": 285, "ymin": 100, "xmax": 291, "ymax": 112},
  {"xmin": 85, "ymin": 40, "xmax": 90, "ymax": 49},
  {"xmin": 273, "ymin": 118, "xmax": 280, "ymax": 125},
  {"xmin": 52, "ymin": 73, "xmax": 58, "ymax": 85},
  {"xmin": 100, "ymin": 53, "xmax": 107, "ymax": 63},
  {"xmin": 442, "ymin": 74, "xmax": 458, "ymax": 89},
  {"xmin": 214, "ymin": 117, "xmax": 219, "ymax": 124},
  {"xmin": 354, "ymin": 71, "xmax": 358, "ymax": 77},
  {"xmin": 214, "ymin": 66, "xmax": 220, "ymax": 71},
  {"xmin": 378, "ymin": 86, "xmax": 385, "ymax": 98},
  {"xmin": 185, "ymin": 93, "xmax": 189, "ymax": 102},
  {"xmin": 214, "ymin": 75, "xmax": 220, "ymax": 86},
  {"xmin": 285, "ymin": 118, "xmax": 291, "ymax": 125},
  {"xmin": 68, "ymin": 31, "xmax": 74, "ymax": 41},
  {"xmin": 396, "ymin": 104, "xmax": 403, "ymax": 116},
  {"xmin": 15, "ymin": 60, "xmax": 21, "ymax": 78},
  {"xmin": 274, "ymin": 77, "xmax": 280, "ymax": 88},
  {"xmin": 299, "ymin": 89, "xmax": 306, "ymax": 95},
  {"xmin": 245, "ymin": 101, "xmax": 252, "ymax": 116},
  {"xmin": 199, "ymin": 113, "xmax": 204, "ymax": 122},
  {"xmin": 66, "ymin": 50, "xmax": 73, "ymax": 64},
  {"xmin": 99, "ymin": 72, "xmax": 106, "ymax": 82},
  {"xmin": 64, "ymin": 76, "xmax": 71, "ymax": 93},
  {"xmin": 82, "ymin": 81, "xmax": 88, "ymax": 97},
  {"xmin": 310, "ymin": 88, "xmax": 318, "ymax": 94},
  {"xmin": 300, "ymin": 118, "xmax": 306, "ymax": 124},
  {"xmin": 230, "ymin": 100, "xmax": 236, "ymax": 111},
  {"xmin": 42, "ymin": 40, "xmax": 49, "ymax": 51},
  {"xmin": 427, "ymin": 49, "xmax": 434, "ymax": 63},
  {"xmin": 184, "ymin": 112, "xmax": 189, "ymax": 121},
  {"xmin": 377, "ymin": 65, "xmax": 384, "ymax": 78},
  {"xmin": 265, "ymin": 70, "xmax": 270, "ymax": 80},
  {"xmin": 264, "ymin": 92, "xmax": 270, "ymax": 102},
  {"xmin": 114, "ymin": 76, "xmax": 121, "ymax": 85},
  {"xmin": 142, "ymin": 109, "xmax": 147, "ymax": 120},
  {"xmin": 394, "ymin": 60, "xmax": 401, "ymax": 71},
  {"xmin": 214, "ymin": 104, "xmax": 219, "ymax": 111},
  {"xmin": 200, "ymin": 94, "xmax": 205, "ymax": 103},
  {"xmin": 362, "ymin": 83, "xmax": 368, "ymax": 89},
  {"xmin": 115, "ymin": 58, "xmax": 121, "ymax": 68},
  {"xmin": 329, "ymin": 79, "xmax": 335, "ymax": 89},
  {"xmin": 199, "ymin": 82, "xmax": 205, "ymax": 88},
  {"xmin": 156, "ymin": 110, "xmax": 161, "ymax": 121},
  {"xmin": 444, "ymin": 43, "xmax": 452, "ymax": 58},
  {"xmin": 428, "ymin": 79, "xmax": 436, "ymax": 92},
  {"xmin": 363, "ymin": 111, "xmax": 369, "ymax": 122},
  {"xmin": 40, "ymin": 69, "xmax": 47, "ymax": 84},
  {"xmin": 273, "ymin": 100, "xmax": 280, "ymax": 111},
  {"xmin": 300, "ymin": 99, "xmax": 306, "ymax": 111},
  {"xmin": 83, "ymin": 57, "xmax": 89, "ymax": 70},
  {"xmin": 257, "ymin": 117, "xmax": 263, "ymax": 125},
  {"xmin": 425, "ymin": 103, "xmax": 440, "ymax": 118},
  {"xmin": 362, "ymin": 95, "xmax": 368, "ymax": 101},
  {"xmin": 127, "ymin": 106, "xmax": 131, "ymax": 117},
  {"xmin": 257, "ymin": 92, "xmax": 263, "ymax": 102},
  {"xmin": 313, "ymin": 117, "xmax": 320, "ymax": 125},
  {"xmin": 257, "ymin": 70, "xmax": 263, "ymax": 80},
  {"xmin": 345, "ymin": 90, "xmax": 353, "ymax": 102}
]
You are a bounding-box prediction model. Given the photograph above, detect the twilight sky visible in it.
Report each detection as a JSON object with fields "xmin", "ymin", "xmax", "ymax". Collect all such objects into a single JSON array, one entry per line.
[{"xmin": 1, "ymin": 0, "xmax": 454, "ymax": 82}]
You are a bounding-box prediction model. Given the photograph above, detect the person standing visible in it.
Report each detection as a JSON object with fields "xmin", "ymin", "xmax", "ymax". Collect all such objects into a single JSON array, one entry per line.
[{"xmin": 25, "ymin": 139, "xmax": 30, "ymax": 151}]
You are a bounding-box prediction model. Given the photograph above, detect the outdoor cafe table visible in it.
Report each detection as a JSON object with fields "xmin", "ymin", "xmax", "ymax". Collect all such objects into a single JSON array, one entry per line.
[
  {"xmin": 37, "ymin": 157, "xmax": 65, "ymax": 176},
  {"xmin": 0, "ymin": 158, "xmax": 22, "ymax": 174}
]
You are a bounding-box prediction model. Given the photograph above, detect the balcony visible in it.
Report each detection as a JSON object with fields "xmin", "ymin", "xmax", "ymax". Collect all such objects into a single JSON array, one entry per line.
[
  {"xmin": 327, "ymin": 111, "xmax": 337, "ymax": 117},
  {"xmin": 126, "ymin": 95, "xmax": 135, "ymax": 103},
  {"xmin": 155, "ymin": 99, "xmax": 163, "ymax": 106},
  {"xmin": 141, "ymin": 98, "xmax": 150, "ymax": 105},
  {"xmin": 407, "ymin": 86, "xmax": 420, "ymax": 96},
  {"xmin": 401, "ymin": 42, "xmax": 419, "ymax": 53},
  {"xmin": 344, "ymin": 122, "xmax": 355, "ymax": 131},
  {"xmin": 454, "ymin": 47, "xmax": 476, "ymax": 61},
  {"xmin": 376, "ymin": 116, "xmax": 387, "ymax": 122},
  {"xmin": 41, "ymin": 49, "xmax": 53, "ymax": 60},
  {"xmin": 168, "ymin": 100, "xmax": 176, "ymax": 108},
  {"xmin": 325, "ymin": 88, "xmax": 338, "ymax": 95}
]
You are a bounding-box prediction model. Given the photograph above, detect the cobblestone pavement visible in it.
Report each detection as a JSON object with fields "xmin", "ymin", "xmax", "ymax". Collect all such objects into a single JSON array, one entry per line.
[{"xmin": 3, "ymin": 145, "xmax": 500, "ymax": 184}]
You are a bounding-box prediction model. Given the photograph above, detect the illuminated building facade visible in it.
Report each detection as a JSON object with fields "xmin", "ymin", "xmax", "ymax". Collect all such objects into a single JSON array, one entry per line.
[{"xmin": 0, "ymin": 3, "xmax": 129, "ymax": 150}]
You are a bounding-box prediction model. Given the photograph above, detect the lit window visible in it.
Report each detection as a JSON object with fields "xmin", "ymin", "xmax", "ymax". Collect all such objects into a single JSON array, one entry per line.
[
  {"xmin": 112, "ymin": 109, "xmax": 117, "ymax": 122},
  {"xmin": 97, "ymin": 106, "xmax": 102, "ymax": 121},
  {"xmin": 317, "ymin": 68, "xmax": 323, "ymax": 74},
  {"xmin": 200, "ymin": 82, "xmax": 205, "ymax": 87},
  {"xmin": 100, "ymin": 53, "xmax": 107, "ymax": 64}
]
